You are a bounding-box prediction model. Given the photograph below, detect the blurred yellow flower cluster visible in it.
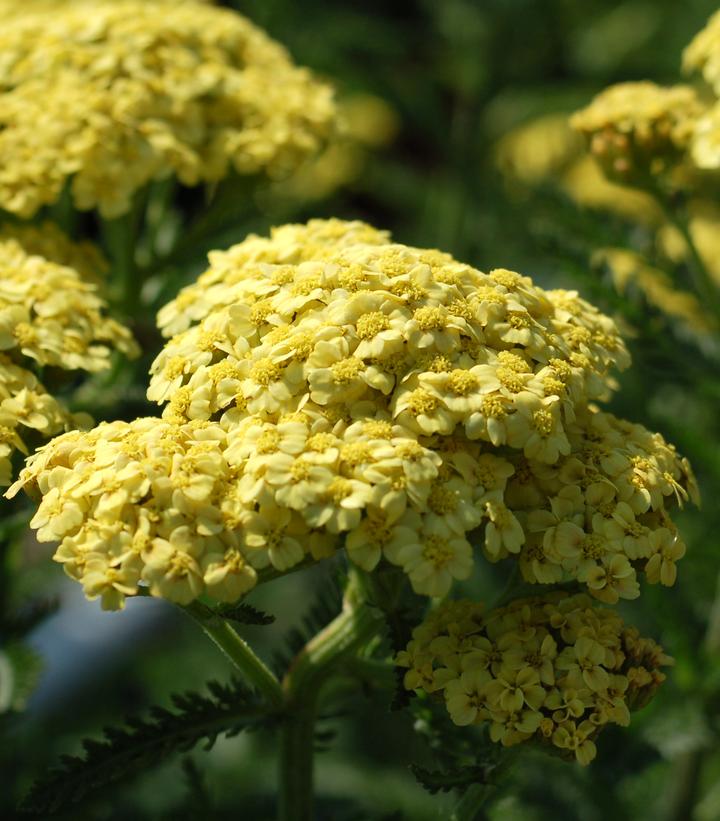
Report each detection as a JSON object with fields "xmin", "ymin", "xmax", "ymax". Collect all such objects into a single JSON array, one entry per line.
[
  {"xmin": 396, "ymin": 593, "xmax": 669, "ymax": 764},
  {"xmin": 570, "ymin": 82, "xmax": 703, "ymax": 181},
  {"xmin": 684, "ymin": 10, "xmax": 720, "ymax": 171},
  {"xmin": 0, "ymin": 225, "xmax": 137, "ymax": 485},
  {"xmin": 0, "ymin": 0, "xmax": 336, "ymax": 218},
  {"xmin": 264, "ymin": 93, "xmax": 399, "ymax": 205},
  {"xmin": 593, "ymin": 247, "xmax": 715, "ymax": 333}
]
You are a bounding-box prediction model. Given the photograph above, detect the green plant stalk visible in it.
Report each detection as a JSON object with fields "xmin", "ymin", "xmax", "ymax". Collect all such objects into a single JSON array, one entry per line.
[
  {"xmin": 182, "ymin": 601, "xmax": 283, "ymax": 709},
  {"xmin": 450, "ymin": 782, "xmax": 494, "ymax": 821},
  {"xmin": 648, "ymin": 188, "xmax": 720, "ymax": 320},
  {"xmin": 278, "ymin": 572, "xmax": 386, "ymax": 821}
]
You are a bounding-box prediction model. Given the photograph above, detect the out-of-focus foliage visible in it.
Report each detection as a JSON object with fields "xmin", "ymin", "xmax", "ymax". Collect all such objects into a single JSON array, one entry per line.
[{"xmin": 2, "ymin": 1, "xmax": 720, "ymax": 819}]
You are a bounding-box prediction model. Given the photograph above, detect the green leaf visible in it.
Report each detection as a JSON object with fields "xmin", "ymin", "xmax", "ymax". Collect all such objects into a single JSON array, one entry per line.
[
  {"xmin": 410, "ymin": 763, "xmax": 493, "ymax": 796},
  {"xmin": 0, "ymin": 641, "xmax": 42, "ymax": 713},
  {"xmin": 21, "ymin": 679, "xmax": 268, "ymax": 816}
]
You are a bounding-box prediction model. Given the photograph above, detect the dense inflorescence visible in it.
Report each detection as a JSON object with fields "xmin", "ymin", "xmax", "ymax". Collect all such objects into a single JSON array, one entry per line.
[
  {"xmin": 0, "ymin": 226, "xmax": 137, "ymax": 485},
  {"xmin": 0, "ymin": 0, "xmax": 336, "ymax": 218},
  {"xmin": 396, "ymin": 593, "xmax": 670, "ymax": 764},
  {"xmin": 9, "ymin": 219, "xmax": 697, "ymax": 608}
]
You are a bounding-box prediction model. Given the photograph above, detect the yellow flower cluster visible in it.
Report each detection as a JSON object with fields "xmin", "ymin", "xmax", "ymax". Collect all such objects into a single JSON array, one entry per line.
[
  {"xmin": 396, "ymin": 593, "xmax": 670, "ymax": 765},
  {"xmin": 147, "ymin": 217, "xmax": 690, "ymax": 602},
  {"xmin": 7, "ymin": 418, "xmax": 258, "ymax": 610},
  {"xmin": 506, "ymin": 407, "xmax": 697, "ymax": 601},
  {"xmin": 495, "ymin": 114, "xmax": 584, "ymax": 186},
  {"xmin": 0, "ymin": 0, "xmax": 336, "ymax": 218},
  {"xmin": 11, "ymin": 219, "xmax": 697, "ymax": 607},
  {"xmin": 0, "ymin": 225, "xmax": 137, "ymax": 485},
  {"xmin": 570, "ymin": 82, "xmax": 704, "ymax": 180},
  {"xmin": 0, "ymin": 357, "xmax": 75, "ymax": 487},
  {"xmin": 264, "ymin": 93, "xmax": 399, "ymax": 205}
]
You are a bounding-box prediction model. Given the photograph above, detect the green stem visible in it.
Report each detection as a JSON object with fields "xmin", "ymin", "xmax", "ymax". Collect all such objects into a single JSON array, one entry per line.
[
  {"xmin": 278, "ymin": 703, "xmax": 316, "ymax": 821},
  {"xmin": 650, "ymin": 191, "xmax": 720, "ymax": 319},
  {"xmin": 278, "ymin": 571, "xmax": 385, "ymax": 821},
  {"xmin": 182, "ymin": 601, "xmax": 283, "ymax": 709}
]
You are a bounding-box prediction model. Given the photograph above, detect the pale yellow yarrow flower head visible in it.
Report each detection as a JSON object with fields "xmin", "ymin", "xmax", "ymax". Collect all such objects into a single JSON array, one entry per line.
[
  {"xmin": 0, "ymin": 227, "xmax": 138, "ymax": 372},
  {"xmin": 0, "ymin": 0, "xmax": 337, "ymax": 217},
  {"xmin": 570, "ymin": 82, "xmax": 704, "ymax": 181},
  {"xmin": 11, "ymin": 219, "xmax": 698, "ymax": 608},
  {"xmin": 148, "ymin": 219, "xmax": 692, "ymax": 601},
  {"xmin": 396, "ymin": 592, "xmax": 671, "ymax": 765}
]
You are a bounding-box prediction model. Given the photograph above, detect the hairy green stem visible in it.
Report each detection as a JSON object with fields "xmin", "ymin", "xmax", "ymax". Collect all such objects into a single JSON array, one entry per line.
[{"xmin": 182, "ymin": 601, "xmax": 283, "ymax": 709}]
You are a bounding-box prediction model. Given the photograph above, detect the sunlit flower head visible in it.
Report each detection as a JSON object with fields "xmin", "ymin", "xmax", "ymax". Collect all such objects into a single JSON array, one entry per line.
[
  {"xmin": 11, "ymin": 219, "xmax": 697, "ymax": 606},
  {"xmin": 147, "ymin": 218, "xmax": 653, "ymax": 601}
]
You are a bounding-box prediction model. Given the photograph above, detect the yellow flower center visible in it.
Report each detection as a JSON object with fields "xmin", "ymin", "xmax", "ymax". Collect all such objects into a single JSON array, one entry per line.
[
  {"xmin": 482, "ymin": 395, "xmax": 507, "ymax": 419},
  {"xmin": 422, "ymin": 534, "xmax": 453, "ymax": 568},
  {"xmin": 448, "ymin": 369, "xmax": 477, "ymax": 395},
  {"xmin": 356, "ymin": 311, "xmax": 390, "ymax": 339},
  {"xmin": 331, "ymin": 357, "xmax": 364, "ymax": 383},
  {"xmin": 532, "ymin": 409, "xmax": 554, "ymax": 437},
  {"xmin": 413, "ymin": 306, "xmax": 445, "ymax": 330},
  {"xmin": 405, "ymin": 388, "xmax": 439, "ymax": 416},
  {"xmin": 250, "ymin": 358, "xmax": 282, "ymax": 386},
  {"xmin": 428, "ymin": 483, "xmax": 458, "ymax": 515}
]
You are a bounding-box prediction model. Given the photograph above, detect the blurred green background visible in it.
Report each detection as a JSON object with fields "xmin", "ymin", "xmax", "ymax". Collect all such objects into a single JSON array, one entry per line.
[{"xmin": 4, "ymin": 1, "xmax": 720, "ymax": 818}]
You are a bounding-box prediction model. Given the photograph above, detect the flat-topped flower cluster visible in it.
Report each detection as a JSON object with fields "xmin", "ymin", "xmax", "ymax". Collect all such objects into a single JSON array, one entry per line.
[
  {"xmin": 396, "ymin": 592, "xmax": 670, "ymax": 764},
  {"xmin": 9, "ymin": 219, "xmax": 697, "ymax": 609},
  {"xmin": 0, "ymin": 225, "xmax": 136, "ymax": 485},
  {"xmin": 0, "ymin": 0, "xmax": 336, "ymax": 218}
]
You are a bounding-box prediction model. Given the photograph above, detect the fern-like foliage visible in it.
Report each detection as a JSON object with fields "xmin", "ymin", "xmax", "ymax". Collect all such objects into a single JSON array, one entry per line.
[
  {"xmin": 271, "ymin": 569, "xmax": 345, "ymax": 676},
  {"xmin": 213, "ymin": 602, "xmax": 275, "ymax": 626},
  {"xmin": 21, "ymin": 679, "xmax": 269, "ymax": 816}
]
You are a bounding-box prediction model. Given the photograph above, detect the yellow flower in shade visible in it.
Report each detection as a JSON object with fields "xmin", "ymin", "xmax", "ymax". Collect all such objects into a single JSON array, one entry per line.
[
  {"xmin": 0, "ymin": 228, "xmax": 138, "ymax": 371},
  {"xmin": 397, "ymin": 593, "xmax": 670, "ymax": 765},
  {"xmin": 0, "ymin": 225, "xmax": 136, "ymax": 484},
  {"xmin": 0, "ymin": 0, "xmax": 336, "ymax": 218}
]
